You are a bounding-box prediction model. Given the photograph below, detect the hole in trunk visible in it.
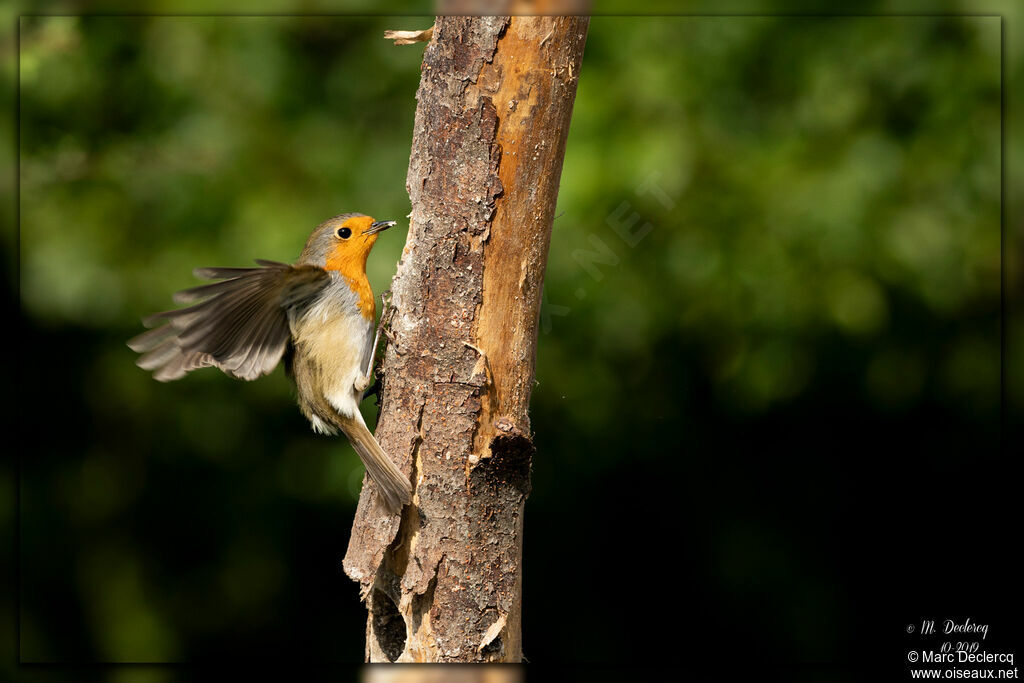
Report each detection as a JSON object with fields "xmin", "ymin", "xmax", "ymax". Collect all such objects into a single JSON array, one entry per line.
[
  {"xmin": 481, "ymin": 634, "xmax": 503, "ymax": 658},
  {"xmin": 371, "ymin": 587, "xmax": 406, "ymax": 662}
]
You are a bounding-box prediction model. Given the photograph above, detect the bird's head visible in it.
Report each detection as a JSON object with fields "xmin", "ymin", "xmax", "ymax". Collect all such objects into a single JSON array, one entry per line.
[{"xmin": 299, "ymin": 213, "xmax": 396, "ymax": 275}]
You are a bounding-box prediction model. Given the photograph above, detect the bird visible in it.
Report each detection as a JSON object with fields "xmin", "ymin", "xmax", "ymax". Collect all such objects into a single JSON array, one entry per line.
[{"xmin": 127, "ymin": 213, "xmax": 413, "ymax": 513}]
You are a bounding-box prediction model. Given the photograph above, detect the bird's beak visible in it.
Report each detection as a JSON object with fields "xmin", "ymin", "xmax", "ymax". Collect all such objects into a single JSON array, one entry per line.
[{"xmin": 366, "ymin": 220, "xmax": 397, "ymax": 235}]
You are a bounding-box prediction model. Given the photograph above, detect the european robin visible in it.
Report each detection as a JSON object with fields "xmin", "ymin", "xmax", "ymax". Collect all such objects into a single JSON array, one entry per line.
[{"xmin": 128, "ymin": 213, "xmax": 413, "ymax": 512}]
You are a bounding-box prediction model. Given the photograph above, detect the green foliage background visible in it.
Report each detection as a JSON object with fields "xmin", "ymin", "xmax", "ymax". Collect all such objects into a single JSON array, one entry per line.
[{"xmin": 13, "ymin": 9, "xmax": 1015, "ymax": 671}]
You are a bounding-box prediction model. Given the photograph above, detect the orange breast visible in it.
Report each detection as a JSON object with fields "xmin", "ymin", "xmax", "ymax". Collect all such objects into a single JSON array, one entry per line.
[{"xmin": 342, "ymin": 273, "xmax": 376, "ymax": 321}]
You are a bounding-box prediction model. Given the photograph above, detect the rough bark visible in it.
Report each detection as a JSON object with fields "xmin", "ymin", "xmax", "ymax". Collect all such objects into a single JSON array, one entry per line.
[{"xmin": 342, "ymin": 15, "xmax": 588, "ymax": 663}]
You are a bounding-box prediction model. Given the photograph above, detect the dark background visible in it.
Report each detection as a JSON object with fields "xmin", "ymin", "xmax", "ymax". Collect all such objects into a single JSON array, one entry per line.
[{"xmin": 11, "ymin": 8, "xmax": 1020, "ymax": 678}]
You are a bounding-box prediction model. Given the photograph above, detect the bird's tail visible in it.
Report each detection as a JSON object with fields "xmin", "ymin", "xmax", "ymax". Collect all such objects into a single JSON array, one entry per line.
[{"xmin": 339, "ymin": 414, "xmax": 412, "ymax": 513}]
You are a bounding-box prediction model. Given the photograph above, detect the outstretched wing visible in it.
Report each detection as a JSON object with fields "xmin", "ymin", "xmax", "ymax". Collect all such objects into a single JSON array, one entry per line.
[{"xmin": 128, "ymin": 260, "xmax": 329, "ymax": 382}]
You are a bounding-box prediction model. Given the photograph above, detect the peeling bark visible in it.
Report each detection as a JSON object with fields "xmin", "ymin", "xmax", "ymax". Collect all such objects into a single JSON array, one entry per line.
[{"xmin": 343, "ymin": 15, "xmax": 589, "ymax": 663}]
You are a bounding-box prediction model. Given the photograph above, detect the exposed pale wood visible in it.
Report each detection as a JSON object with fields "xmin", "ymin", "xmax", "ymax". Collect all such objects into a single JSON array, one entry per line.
[
  {"xmin": 383, "ymin": 26, "xmax": 434, "ymax": 45},
  {"xmin": 344, "ymin": 15, "xmax": 588, "ymax": 663}
]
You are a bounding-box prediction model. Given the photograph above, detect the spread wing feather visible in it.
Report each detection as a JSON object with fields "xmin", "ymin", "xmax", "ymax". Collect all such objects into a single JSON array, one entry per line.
[{"xmin": 128, "ymin": 261, "xmax": 329, "ymax": 382}]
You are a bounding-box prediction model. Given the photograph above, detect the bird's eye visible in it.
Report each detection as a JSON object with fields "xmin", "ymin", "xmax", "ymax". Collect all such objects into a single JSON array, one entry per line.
[{"xmin": 336, "ymin": 227, "xmax": 352, "ymax": 239}]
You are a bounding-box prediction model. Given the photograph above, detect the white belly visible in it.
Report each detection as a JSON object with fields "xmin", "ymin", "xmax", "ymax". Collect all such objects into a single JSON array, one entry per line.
[{"xmin": 290, "ymin": 280, "xmax": 374, "ymax": 418}]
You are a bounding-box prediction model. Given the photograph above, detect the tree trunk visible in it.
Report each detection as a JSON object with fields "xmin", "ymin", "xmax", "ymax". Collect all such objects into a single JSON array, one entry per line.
[{"xmin": 343, "ymin": 15, "xmax": 589, "ymax": 663}]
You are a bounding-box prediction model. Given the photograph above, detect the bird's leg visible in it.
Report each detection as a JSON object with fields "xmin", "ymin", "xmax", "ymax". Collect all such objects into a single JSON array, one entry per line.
[
  {"xmin": 365, "ymin": 374, "xmax": 383, "ymax": 407},
  {"xmin": 378, "ymin": 290, "xmax": 405, "ymax": 356}
]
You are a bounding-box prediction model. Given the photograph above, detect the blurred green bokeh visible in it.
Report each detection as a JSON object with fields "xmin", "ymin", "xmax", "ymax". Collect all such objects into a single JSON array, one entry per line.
[{"xmin": 15, "ymin": 11, "xmax": 1009, "ymax": 668}]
